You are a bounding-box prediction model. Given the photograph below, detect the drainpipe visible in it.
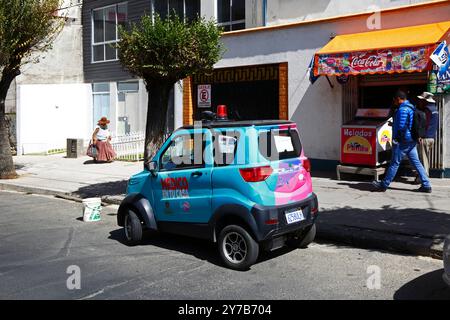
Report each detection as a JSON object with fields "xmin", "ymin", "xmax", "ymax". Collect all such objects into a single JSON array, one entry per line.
[{"xmin": 262, "ymin": 0, "xmax": 267, "ymax": 26}]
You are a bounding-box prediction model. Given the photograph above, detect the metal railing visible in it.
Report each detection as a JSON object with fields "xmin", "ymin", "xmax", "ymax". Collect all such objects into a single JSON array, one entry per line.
[{"xmin": 110, "ymin": 131, "xmax": 145, "ymax": 162}]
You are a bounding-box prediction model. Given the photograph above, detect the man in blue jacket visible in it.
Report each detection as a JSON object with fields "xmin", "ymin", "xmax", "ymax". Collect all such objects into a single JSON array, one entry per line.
[
  {"xmin": 373, "ymin": 91, "xmax": 432, "ymax": 193},
  {"xmin": 416, "ymin": 92, "xmax": 439, "ymax": 178}
]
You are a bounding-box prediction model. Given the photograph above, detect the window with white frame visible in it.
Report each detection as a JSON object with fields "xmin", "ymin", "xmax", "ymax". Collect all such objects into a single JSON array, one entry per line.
[
  {"xmin": 153, "ymin": 0, "xmax": 200, "ymax": 22},
  {"xmin": 217, "ymin": 0, "xmax": 245, "ymax": 31},
  {"xmin": 92, "ymin": 3, "xmax": 128, "ymax": 63},
  {"xmin": 92, "ymin": 83, "xmax": 111, "ymax": 129}
]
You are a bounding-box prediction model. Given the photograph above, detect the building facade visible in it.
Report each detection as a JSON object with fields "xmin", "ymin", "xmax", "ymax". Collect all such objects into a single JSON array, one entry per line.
[
  {"xmin": 9, "ymin": 0, "xmax": 450, "ymax": 177},
  {"xmin": 81, "ymin": 0, "xmax": 253, "ymax": 138},
  {"xmin": 7, "ymin": 0, "xmax": 87, "ymax": 155},
  {"xmin": 181, "ymin": 0, "xmax": 450, "ymax": 177}
]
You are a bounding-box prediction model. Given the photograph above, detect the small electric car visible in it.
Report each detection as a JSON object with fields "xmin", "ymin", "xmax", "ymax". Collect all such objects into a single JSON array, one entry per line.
[{"xmin": 117, "ymin": 108, "xmax": 319, "ymax": 270}]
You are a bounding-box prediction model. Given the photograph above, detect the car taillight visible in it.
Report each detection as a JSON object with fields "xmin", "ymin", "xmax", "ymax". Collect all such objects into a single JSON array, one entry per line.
[
  {"xmin": 303, "ymin": 159, "xmax": 311, "ymax": 172},
  {"xmin": 239, "ymin": 166, "xmax": 273, "ymax": 182}
]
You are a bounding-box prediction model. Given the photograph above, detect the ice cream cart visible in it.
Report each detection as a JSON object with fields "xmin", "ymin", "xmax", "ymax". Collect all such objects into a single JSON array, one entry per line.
[{"xmin": 337, "ymin": 108, "xmax": 393, "ymax": 180}]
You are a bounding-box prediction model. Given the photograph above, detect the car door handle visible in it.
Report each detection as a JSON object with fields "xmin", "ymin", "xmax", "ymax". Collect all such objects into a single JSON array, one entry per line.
[{"xmin": 191, "ymin": 171, "xmax": 203, "ymax": 177}]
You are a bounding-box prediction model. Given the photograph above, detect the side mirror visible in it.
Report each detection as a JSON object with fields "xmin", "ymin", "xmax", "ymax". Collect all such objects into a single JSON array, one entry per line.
[{"xmin": 145, "ymin": 161, "xmax": 158, "ymax": 176}]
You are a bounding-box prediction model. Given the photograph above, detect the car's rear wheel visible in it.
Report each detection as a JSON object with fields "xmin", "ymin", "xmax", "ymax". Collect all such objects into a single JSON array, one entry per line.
[
  {"xmin": 287, "ymin": 224, "xmax": 316, "ymax": 248},
  {"xmin": 124, "ymin": 209, "xmax": 143, "ymax": 246},
  {"xmin": 218, "ymin": 225, "xmax": 259, "ymax": 271}
]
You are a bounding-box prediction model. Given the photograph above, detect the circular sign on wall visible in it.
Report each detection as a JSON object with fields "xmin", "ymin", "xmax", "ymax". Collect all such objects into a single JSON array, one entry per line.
[{"xmin": 197, "ymin": 84, "xmax": 211, "ymax": 108}]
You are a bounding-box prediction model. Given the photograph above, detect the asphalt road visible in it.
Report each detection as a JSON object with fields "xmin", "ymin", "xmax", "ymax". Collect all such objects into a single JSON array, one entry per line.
[{"xmin": 0, "ymin": 191, "xmax": 449, "ymax": 300}]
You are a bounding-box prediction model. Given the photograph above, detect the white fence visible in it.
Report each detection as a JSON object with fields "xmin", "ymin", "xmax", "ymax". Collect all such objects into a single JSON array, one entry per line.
[{"xmin": 111, "ymin": 131, "xmax": 145, "ymax": 162}]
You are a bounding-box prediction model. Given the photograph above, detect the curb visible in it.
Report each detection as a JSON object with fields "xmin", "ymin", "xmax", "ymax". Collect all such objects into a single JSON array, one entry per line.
[
  {"xmin": 316, "ymin": 222, "xmax": 444, "ymax": 259},
  {"xmin": 0, "ymin": 183, "xmax": 123, "ymax": 207}
]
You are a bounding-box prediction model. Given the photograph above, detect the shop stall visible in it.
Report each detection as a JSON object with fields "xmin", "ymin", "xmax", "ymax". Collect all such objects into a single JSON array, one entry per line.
[{"xmin": 313, "ymin": 21, "xmax": 450, "ymax": 180}]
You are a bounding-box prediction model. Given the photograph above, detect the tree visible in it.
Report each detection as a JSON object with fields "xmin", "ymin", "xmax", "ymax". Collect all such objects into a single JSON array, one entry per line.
[
  {"xmin": 0, "ymin": 0, "xmax": 64, "ymax": 179},
  {"xmin": 118, "ymin": 14, "xmax": 223, "ymax": 161}
]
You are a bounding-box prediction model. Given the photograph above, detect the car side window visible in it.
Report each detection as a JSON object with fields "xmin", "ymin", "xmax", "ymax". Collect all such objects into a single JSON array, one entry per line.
[
  {"xmin": 213, "ymin": 130, "xmax": 240, "ymax": 167},
  {"xmin": 160, "ymin": 134, "xmax": 205, "ymax": 171}
]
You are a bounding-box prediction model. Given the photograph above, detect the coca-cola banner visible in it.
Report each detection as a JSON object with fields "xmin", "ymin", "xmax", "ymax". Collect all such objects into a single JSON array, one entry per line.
[{"xmin": 314, "ymin": 46, "xmax": 432, "ymax": 76}]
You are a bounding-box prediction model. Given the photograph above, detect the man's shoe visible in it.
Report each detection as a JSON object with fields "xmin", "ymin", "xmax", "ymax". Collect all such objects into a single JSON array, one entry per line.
[
  {"xmin": 372, "ymin": 180, "xmax": 387, "ymax": 192},
  {"xmin": 416, "ymin": 186, "xmax": 432, "ymax": 193}
]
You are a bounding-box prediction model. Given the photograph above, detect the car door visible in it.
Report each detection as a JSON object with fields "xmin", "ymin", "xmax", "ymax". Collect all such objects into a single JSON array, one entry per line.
[{"xmin": 151, "ymin": 129, "xmax": 213, "ymax": 224}]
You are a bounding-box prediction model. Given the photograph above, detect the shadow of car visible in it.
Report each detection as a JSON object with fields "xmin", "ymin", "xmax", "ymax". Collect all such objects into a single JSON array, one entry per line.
[
  {"xmin": 109, "ymin": 228, "xmax": 298, "ymax": 271},
  {"xmin": 394, "ymin": 269, "xmax": 450, "ymax": 300}
]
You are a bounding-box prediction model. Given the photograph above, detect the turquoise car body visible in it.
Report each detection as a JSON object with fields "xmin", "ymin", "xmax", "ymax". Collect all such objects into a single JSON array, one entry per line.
[{"xmin": 119, "ymin": 120, "xmax": 318, "ymax": 246}]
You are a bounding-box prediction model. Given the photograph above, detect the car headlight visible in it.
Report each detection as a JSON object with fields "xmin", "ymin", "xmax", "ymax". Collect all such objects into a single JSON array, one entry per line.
[{"xmin": 128, "ymin": 178, "xmax": 140, "ymax": 186}]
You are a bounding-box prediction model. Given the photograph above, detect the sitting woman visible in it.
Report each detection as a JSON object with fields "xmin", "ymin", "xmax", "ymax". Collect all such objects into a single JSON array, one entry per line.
[{"xmin": 92, "ymin": 117, "xmax": 116, "ymax": 163}]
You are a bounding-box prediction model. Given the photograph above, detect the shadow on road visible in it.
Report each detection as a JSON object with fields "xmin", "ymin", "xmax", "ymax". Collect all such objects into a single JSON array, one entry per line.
[
  {"xmin": 317, "ymin": 206, "xmax": 450, "ymax": 250},
  {"xmin": 394, "ymin": 269, "xmax": 450, "ymax": 300},
  {"xmin": 73, "ymin": 180, "xmax": 128, "ymax": 198},
  {"xmin": 109, "ymin": 228, "xmax": 297, "ymax": 271}
]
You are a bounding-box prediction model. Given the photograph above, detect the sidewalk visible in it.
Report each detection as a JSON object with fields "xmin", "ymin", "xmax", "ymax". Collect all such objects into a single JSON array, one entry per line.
[
  {"xmin": 1, "ymin": 154, "xmax": 449, "ymax": 258},
  {"xmin": 314, "ymin": 176, "xmax": 450, "ymax": 259},
  {"xmin": 0, "ymin": 154, "xmax": 142, "ymax": 203}
]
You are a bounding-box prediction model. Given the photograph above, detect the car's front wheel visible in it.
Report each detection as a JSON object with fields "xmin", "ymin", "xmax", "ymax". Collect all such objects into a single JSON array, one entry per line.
[
  {"xmin": 287, "ymin": 224, "xmax": 316, "ymax": 248},
  {"xmin": 124, "ymin": 209, "xmax": 143, "ymax": 246},
  {"xmin": 218, "ymin": 225, "xmax": 259, "ymax": 271}
]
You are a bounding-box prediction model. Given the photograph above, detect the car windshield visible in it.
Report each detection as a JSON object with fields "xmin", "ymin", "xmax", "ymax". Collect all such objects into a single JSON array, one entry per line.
[{"xmin": 258, "ymin": 129, "xmax": 302, "ymax": 161}]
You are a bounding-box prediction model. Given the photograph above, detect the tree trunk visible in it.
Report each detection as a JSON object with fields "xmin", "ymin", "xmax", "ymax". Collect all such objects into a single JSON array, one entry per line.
[
  {"xmin": 0, "ymin": 73, "xmax": 18, "ymax": 179},
  {"xmin": 144, "ymin": 81, "xmax": 174, "ymax": 162}
]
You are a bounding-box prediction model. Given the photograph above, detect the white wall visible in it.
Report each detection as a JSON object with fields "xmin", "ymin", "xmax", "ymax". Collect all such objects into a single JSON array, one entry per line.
[
  {"xmin": 201, "ymin": 0, "xmax": 217, "ymax": 21},
  {"xmin": 246, "ymin": 0, "xmax": 264, "ymax": 28},
  {"xmin": 174, "ymin": 81, "xmax": 184, "ymax": 130},
  {"xmin": 216, "ymin": 2, "xmax": 450, "ymax": 160},
  {"xmin": 16, "ymin": 0, "xmax": 83, "ymax": 85},
  {"xmin": 266, "ymin": 0, "xmax": 438, "ymax": 26},
  {"xmin": 5, "ymin": 80, "xmax": 16, "ymax": 114},
  {"xmin": 17, "ymin": 84, "xmax": 92, "ymax": 155},
  {"xmin": 138, "ymin": 80, "xmax": 149, "ymax": 132}
]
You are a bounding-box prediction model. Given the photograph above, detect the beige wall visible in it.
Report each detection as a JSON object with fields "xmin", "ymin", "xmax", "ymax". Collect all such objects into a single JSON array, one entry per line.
[
  {"xmin": 202, "ymin": 1, "xmax": 443, "ymax": 31},
  {"xmin": 15, "ymin": 0, "xmax": 83, "ymax": 85},
  {"xmin": 266, "ymin": 0, "xmax": 441, "ymax": 26}
]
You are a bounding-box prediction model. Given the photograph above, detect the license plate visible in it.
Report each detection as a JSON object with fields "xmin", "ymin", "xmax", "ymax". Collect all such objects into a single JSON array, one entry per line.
[{"xmin": 285, "ymin": 208, "xmax": 305, "ymax": 224}]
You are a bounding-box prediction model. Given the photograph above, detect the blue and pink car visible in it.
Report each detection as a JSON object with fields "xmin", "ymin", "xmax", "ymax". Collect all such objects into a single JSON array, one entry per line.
[{"xmin": 118, "ymin": 111, "xmax": 319, "ymax": 270}]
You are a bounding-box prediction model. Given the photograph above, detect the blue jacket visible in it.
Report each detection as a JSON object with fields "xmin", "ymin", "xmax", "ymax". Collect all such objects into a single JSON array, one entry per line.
[
  {"xmin": 424, "ymin": 103, "xmax": 439, "ymax": 139},
  {"xmin": 393, "ymin": 100, "xmax": 414, "ymax": 143}
]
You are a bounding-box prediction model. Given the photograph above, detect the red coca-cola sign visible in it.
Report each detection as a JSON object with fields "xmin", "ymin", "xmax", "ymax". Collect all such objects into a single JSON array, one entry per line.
[
  {"xmin": 350, "ymin": 53, "xmax": 383, "ymax": 71},
  {"xmin": 315, "ymin": 46, "xmax": 431, "ymax": 76}
]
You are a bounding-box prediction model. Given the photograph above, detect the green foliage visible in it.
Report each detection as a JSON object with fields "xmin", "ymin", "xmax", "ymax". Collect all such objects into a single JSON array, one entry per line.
[
  {"xmin": 117, "ymin": 14, "xmax": 224, "ymax": 86},
  {"xmin": 0, "ymin": 0, "xmax": 64, "ymax": 73}
]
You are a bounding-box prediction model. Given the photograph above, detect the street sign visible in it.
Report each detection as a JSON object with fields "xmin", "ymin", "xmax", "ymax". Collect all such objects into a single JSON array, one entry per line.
[{"xmin": 197, "ymin": 84, "xmax": 211, "ymax": 108}]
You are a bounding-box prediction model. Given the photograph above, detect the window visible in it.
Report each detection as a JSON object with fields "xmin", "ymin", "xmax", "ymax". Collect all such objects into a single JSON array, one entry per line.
[
  {"xmin": 213, "ymin": 130, "xmax": 240, "ymax": 166},
  {"xmin": 92, "ymin": 3, "xmax": 128, "ymax": 63},
  {"xmin": 160, "ymin": 134, "xmax": 205, "ymax": 171},
  {"xmin": 217, "ymin": 0, "xmax": 245, "ymax": 31},
  {"xmin": 153, "ymin": 0, "xmax": 200, "ymax": 22},
  {"xmin": 258, "ymin": 129, "xmax": 302, "ymax": 161},
  {"xmin": 92, "ymin": 83, "xmax": 111, "ymax": 129},
  {"xmin": 117, "ymin": 81, "xmax": 140, "ymax": 135}
]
